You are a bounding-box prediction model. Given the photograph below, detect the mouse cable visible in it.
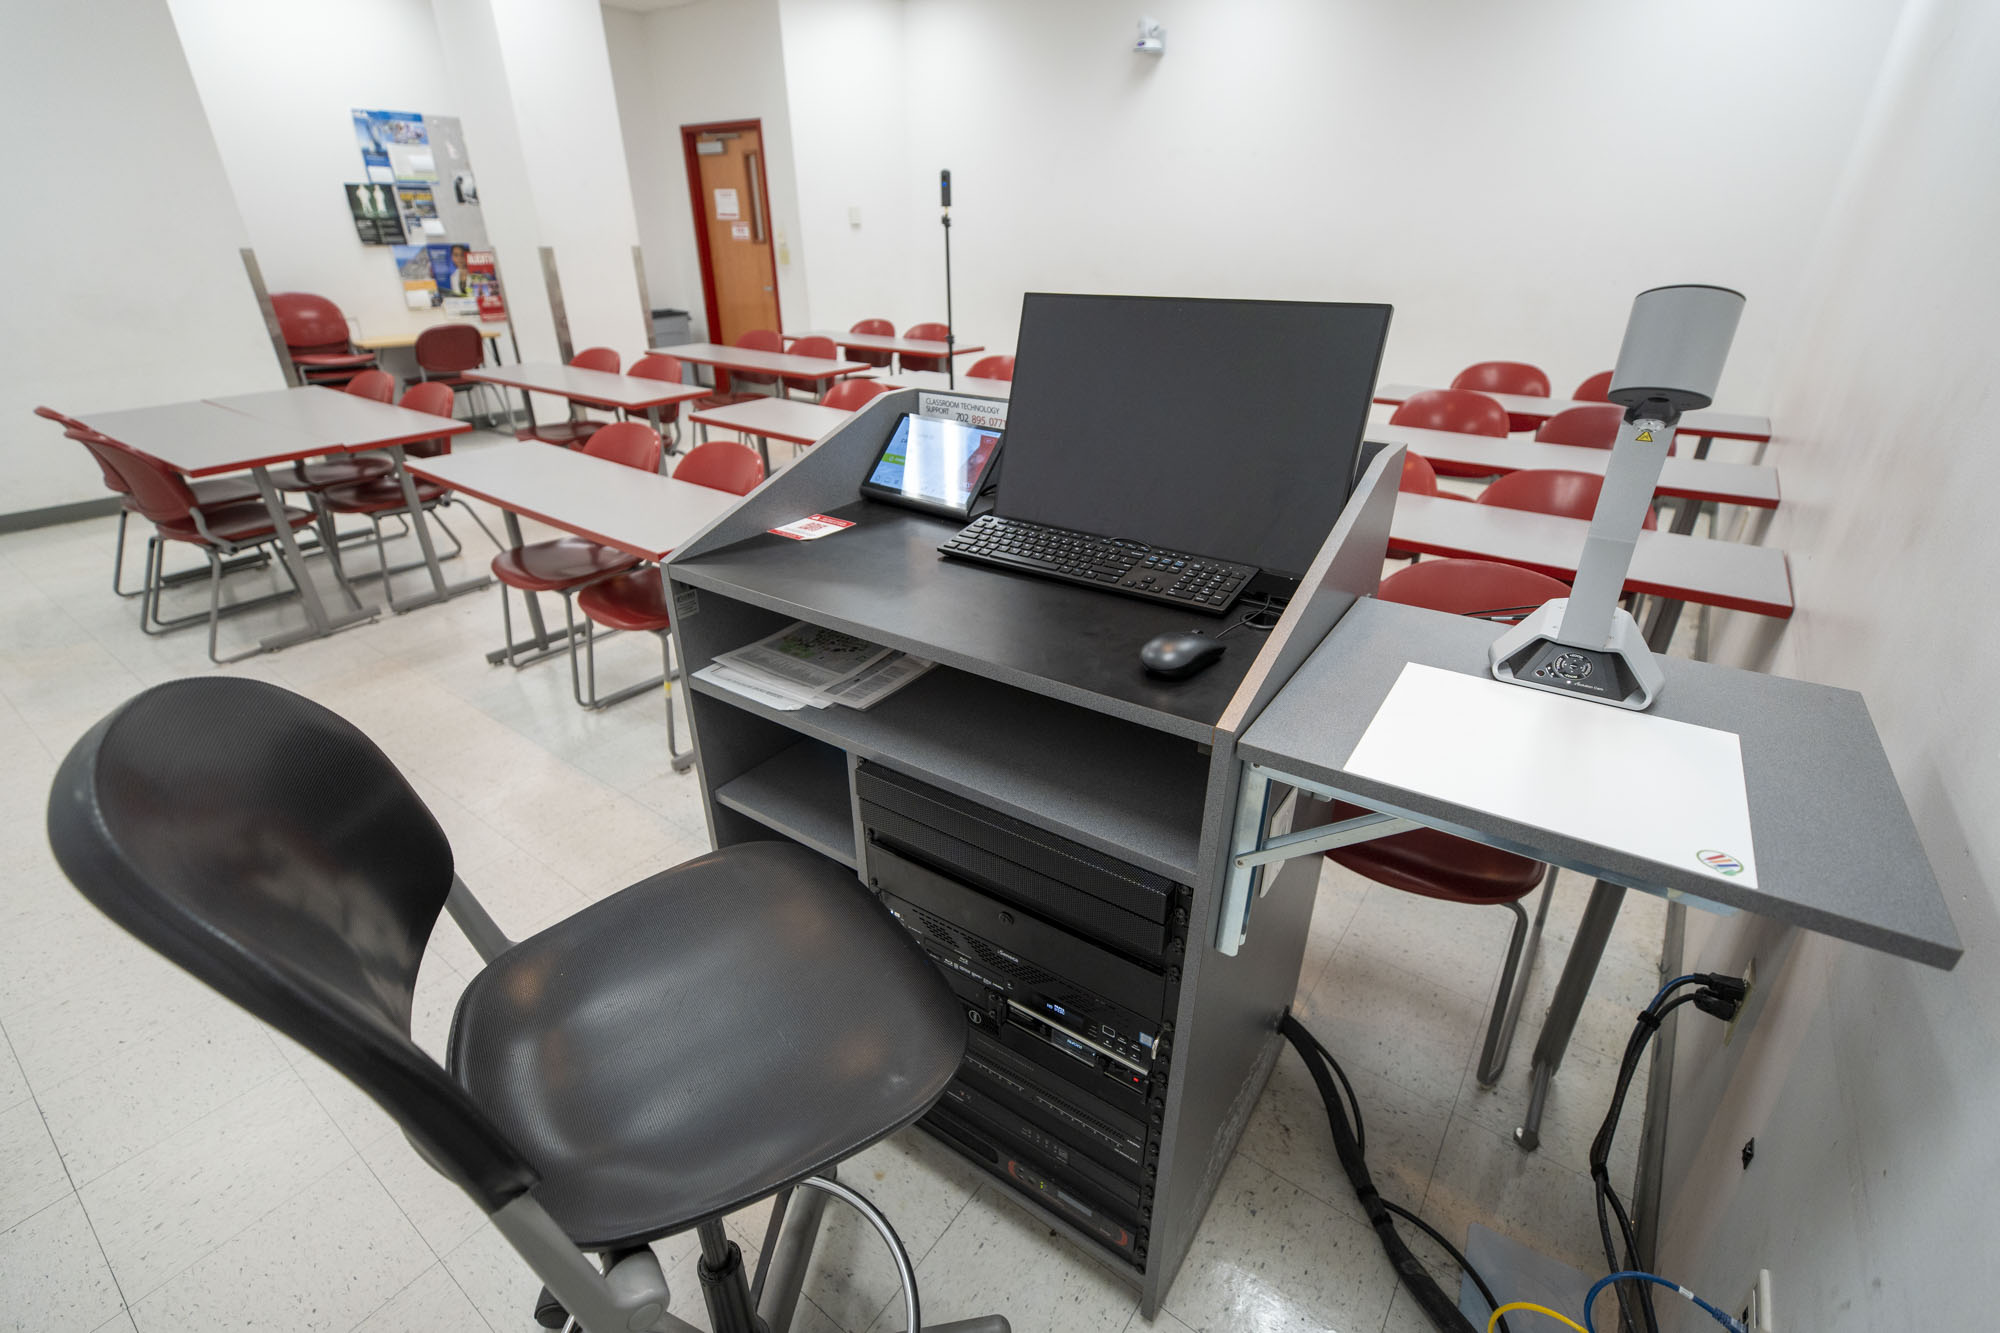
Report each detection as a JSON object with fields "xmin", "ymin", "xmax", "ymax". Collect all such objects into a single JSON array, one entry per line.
[
  {"xmin": 1215, "ymin": 591, "xmax": 1285, "ymax": 638},
  {"xmin": 1280, "ymin": 1011, "xmax": 1507, "ymax": 1333}
]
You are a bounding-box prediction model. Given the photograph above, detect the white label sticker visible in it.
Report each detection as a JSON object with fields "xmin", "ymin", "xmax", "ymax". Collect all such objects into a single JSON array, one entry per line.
[
  {"xmin": 768, "ymin": 514, "xmax": 856, "ymax": 541},
  {"xmin": 917, "ymin": 393, "xmax": 1007, "ymax": 431}
]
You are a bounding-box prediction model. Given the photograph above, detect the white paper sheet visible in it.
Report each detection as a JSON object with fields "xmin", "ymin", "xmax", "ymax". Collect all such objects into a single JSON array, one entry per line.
[{"xmin": 1344, "ymin": 663, "xmax": 1758, "ymax": 888}]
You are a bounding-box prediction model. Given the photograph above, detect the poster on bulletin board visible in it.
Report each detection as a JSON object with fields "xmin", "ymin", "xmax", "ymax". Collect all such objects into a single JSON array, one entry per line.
[
  {"xmin": 393, "ymin": 244, "xmax": 438, "ymax": 309},
  {"xmin": 353, "ymin": 109, "xmax": 430, "ymax": 183},
  {"xmin": 466, "ymin": 250, "xmax": 506, "ymax": 321},
  {"xmin": 345, "ymin": 183, "xmax": 404, "ymax": 245}
]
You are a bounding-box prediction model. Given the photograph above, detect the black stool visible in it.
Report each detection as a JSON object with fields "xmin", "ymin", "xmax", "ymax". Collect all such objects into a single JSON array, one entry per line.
[{"xmin": 46, "ymin": 677, "xmax": 1010, "ymax": 1333}]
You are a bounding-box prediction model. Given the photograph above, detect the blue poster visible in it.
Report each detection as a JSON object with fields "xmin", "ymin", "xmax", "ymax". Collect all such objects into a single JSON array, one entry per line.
[
  {"xmin": 428, "ymin": 243, "xmax": 474, "ymax": 300},
  {"xmin": 353, "ymin": 110, "xmax": 432, "ymax": 183}
]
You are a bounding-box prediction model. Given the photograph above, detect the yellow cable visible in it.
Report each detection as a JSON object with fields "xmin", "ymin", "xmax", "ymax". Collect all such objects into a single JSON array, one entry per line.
[{"xmin": 1488, "ymin": 1301, "xmax": 1589, "ymax": 1333}]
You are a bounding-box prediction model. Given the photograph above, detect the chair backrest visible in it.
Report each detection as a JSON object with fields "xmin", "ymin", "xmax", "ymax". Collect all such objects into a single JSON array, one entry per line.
[
  {"xmin": 845, "ymin": 318, "xmax": 895, "ymax": 367},
  {"xmin": 345, "ymin": 369, "xmax": 396, "ymax": 403},
  {"xmin": 1478, "ymin": 467, "xmax": 1659, "ymax": 528},
  {"xmin": 271, "ymin": 292, "xmax": 351, "ymax": 353},
  {"xmin": 1572, "ymin": 370, "xmax": 1615, "ymax": 402},
  {"xmin": 398, "ymin": 381, "xmax": 458, "ymax": 459},
  {"xmin": 736, "ymin": 330, "xmax": 782, "ymax": 353},
  {"xmin": 967, "ymin": 355, "xmax": 1014, "ymax": 381},
  {"xmin": 1533, "ymin": 403, "xmax": 1656, "ymax": 452},
  {"xmin": 628, "ymin": 353, "xmax": 684, "ymax": 383},
  {"xmin": 1400, "ymin": 451, "xmax": 1441, "ymax": 496},
  {"xmin": 673, "ymin": 439, "xmax": 766, "ymax": 496},
  {"xmin": 66, "ymin": 429, "xmax": 133, "ymax": 496},
  {"xmin": 1389, "ymin": 388, "xmax": 1510, "ymax": 438},
  {"xmin": 820, "ymin": 378, "xmax": 889, "ymax": 412},
  {"xmin": 582, "ymin": 420, "xmax": 663, "ymax": 472},
  {"xmin": 77, "ymin": 436, "xmax": 197, "ymax": 525},
  {"xmin": 571, "ymin": 347, "xmax": 620, "ymax": 373},
  {"xmin": 899, "ymin": 322, "xmax": 951, "ymax": 371},
  {"xmin": 1451, "ymin": 361, "xmax": 1551, "ymax": 398},
  {"xmin": 35, "ymin": 405, "xmax": 86, "ymax": 431},
  {"xmin": 45, "ymin": 678, "xmax": 537, "ymax": 1214},
  {"xmin": 1378, "ymin": 557, "xmax": 1572, "ymax": 622},
  {"xmin": 788, "ymin": 335, "xmax": 836, "ymax": 361},
  {"xmin": 415, "ymin": 323, "xmax": 485, "ymax": 375}
]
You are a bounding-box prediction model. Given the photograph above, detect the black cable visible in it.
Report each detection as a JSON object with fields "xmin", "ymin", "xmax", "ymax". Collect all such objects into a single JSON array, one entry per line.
[
  {"xmin": 1214, "ymin": 591, "xmax": 1285, "ymax": 639},
  {"xmin": 1384, "ymin": 1200, "xmax": 1511, "ymax": 1333}
]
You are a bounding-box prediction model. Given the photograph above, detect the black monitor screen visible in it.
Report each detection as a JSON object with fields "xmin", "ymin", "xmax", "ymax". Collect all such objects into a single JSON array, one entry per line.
[{"xmin": 994, "ymin": 293, "xmax": 1391, "ymax": 581}]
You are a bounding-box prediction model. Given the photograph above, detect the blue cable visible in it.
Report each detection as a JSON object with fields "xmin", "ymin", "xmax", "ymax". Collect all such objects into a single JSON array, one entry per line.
[
  {"xmin": 1649, "ymin": 974, "xmax": 1704, "ymax": 1009},
  {"xmin": 1583, "ymin": 1271, "xmax": 1746, "ymax": 1333}
]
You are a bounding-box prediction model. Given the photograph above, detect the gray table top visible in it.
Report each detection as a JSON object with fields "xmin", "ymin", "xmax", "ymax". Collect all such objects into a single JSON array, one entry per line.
[
  {"xmin": 208, "ymin": 386, "xmax": 469, "ymax": 451},
  {"xmin": 407, "ymin": 442, "xmax": 742, "ymax": 561},
  {"xmin": 1240, "ymin": 598, "xmax": 1959, "ymax": 967},
  {"xmin": 650, "ymin": 342, "xmax": 873, "ymax": 380},
  {"xmin": 1374, "ymin": 382, "xmax": 1772, "ymax": 442},
  {"xmin": 1390, "ymin": 493, "xmax": 1794, "ymax": 616},
  {"xmin": 1368, "ymin": 422, "xmax": 1780, "ymax": 508},
  {"xmin": 76, "ymin": 399, "xmax": 328, "ymax": 477},
  {"xmin": 463, "ymin": 363, "xmax": 713, "ymax": 411},
  {"xmin": 689, "ymin": 397, "xmax": 853, "ymax": 445}
]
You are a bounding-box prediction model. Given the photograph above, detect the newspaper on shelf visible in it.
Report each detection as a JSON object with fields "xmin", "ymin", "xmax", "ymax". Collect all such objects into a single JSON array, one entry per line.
[{"xmin": 698, "ymin": 622, "xmax": 934, "ymax": 712}]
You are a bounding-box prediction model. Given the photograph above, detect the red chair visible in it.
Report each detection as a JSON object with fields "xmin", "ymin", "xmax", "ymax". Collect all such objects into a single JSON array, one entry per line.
[
  {"xmin": 1572, "ymin": 371, "xmax": 1615, "ymax": 402},
  {"xmin": 781, "ymin": 335, "xmax": 838, "ymax": 398},
  {"xmin": 1533, "ymin": 403, "xmax": 1672, "ymax": 457},
  {"xmin": 489, "ymin": 422, "xmax": 663, "ymax": 670},
  {"xmin": 316, "ymin": 383, "xmax": 501, "ymax": 608},
  {"xmin": 898, "ymin": 321, "xmax": 951, "ymax": 372},
  {"xmin": 520, "ymin": 348, "xmax": 632, "ymax": 449},
  {"xmin": 844, "ymin": 318, "xmax": 896, "ymax": 368},
  {"xmin": 967, "ymin": 355, "xmax": 1014, "ymax": 381},
  {"xmin": 722, "ymin": 329, "xmax": 785, "ymax": 396},
  {"xmin": 415, "ymin": 323, "xmax": 501, "ymax": 424},
  {"xmin": 283, "ymin": 372, "xmax": 401, "ymax": 495},
  {"xmin": 1323, "ymin": 557, "xmax": 1573, "ymax": 1087},
  {"xmin": 1451, "ymin": 361, "xmax": 1552, "ymax": 433},
  {"xmin": 627, "ymin": 353, "xmax": 701, "ymax": 447},
  {"xmin": 572, "ymin": 441, "xmax": 767, "ymax": 764},
  {"xmin": 821, "ymin": 378, "xmax": 889, "ymax": 412},
  {"xmin": 77, "ymin": 435, "xmax": 322, "ymax": 662},
  {"xmin": 1389, "ymin": 451, "xmax": 1468, "ymax": 559},
  {"xmin": 1390, "ymin": 388, "xmax": 1510, "ymax": 479},
  {"xmin": 271, "ymin": 293, "xmax": 378, "ymax": 388},
  {"xmin": 1478, "ymin": 468, "xmax": 1658, "ymax": 529}
]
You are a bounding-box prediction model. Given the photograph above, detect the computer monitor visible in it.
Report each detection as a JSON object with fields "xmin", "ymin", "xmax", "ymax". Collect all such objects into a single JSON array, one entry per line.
[{"xmin": 993, "ymin": 293, "xmax": 1392, "ymax": 585}]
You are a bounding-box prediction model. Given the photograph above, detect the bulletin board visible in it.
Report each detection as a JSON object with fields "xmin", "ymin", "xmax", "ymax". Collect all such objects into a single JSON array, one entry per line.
[{"xmin": 348, "ymin": 109, "xmax": 505, "ymax": 321}]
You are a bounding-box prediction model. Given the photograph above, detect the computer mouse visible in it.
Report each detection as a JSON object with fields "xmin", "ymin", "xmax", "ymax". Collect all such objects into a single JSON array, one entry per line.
[{"xmin": 1140, "ymin": 630, "xmax": 1227, "ymax": 679}]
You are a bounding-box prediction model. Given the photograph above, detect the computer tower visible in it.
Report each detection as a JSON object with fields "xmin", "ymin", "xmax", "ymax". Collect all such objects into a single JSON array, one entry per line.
[{"xmin": 857, "ymin": 762, "xmax": 1191, "ymax": 1272}]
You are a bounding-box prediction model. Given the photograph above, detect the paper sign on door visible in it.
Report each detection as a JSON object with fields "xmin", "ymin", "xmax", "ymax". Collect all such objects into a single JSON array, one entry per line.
[
  {"xmin": 731, "ymin": 221, "xmax": 751, "ymax": 240},
  {"xmin": 714, "ymin": 187, "xmax": 740, "ymax": 220}
]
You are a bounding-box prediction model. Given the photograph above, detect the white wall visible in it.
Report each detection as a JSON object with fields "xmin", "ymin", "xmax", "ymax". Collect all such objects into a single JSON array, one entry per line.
[
  {"xmin": 0, "ymin": 0, "xmax": 282, "ymax": 516},
  {"xmin": 758, "ymin": 0, "xmax": 1902, "ymax": 406},
  {"xmin": 605, "ymin": 0, "xmax": 810, "ymax": 341},
  {"xmin": 1654, "ymin": 0, "xmax": 2000, "ymax": 1324},
  {"xmin": 167, "ymin": 0, "xmax": 466, "ymax": 344}
]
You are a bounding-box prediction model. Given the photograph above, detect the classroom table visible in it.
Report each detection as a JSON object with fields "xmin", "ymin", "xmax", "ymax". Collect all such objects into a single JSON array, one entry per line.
[
  {"xmin": 407, "ymin": 441, "xmax": 742, "ymax": 664},
  {"xmin": 207, "ymin": 387, "xmax": 485, "ymax": 615},
  {"xmin": 863, "ymin": 370, "xmax": 1014, "ymax": 399},
  {"xmin": 74, "ymin": 399, "xmax": 375, "ymax": 654},
  {"xmin": 1232, "ymin": 596, "xmax": 1959, "ymax": 1151},
  {"xmin": 788, "ymin": 331, "xmax": 984, "ymax": 364},
  {"xmin": 688, "ymin": 398, "xmax": 853, "ymax": 469},
  {"xmin": 653, "ymin": 342, "xmax": 872, "ymax": 395},
  {"xmin": 1389, "ymin": 491, "xmax": 1793, "ymax": 649},
  {"xmin": 353, "ymin": 323, "xmax": 507, "ymax": 354},
  {"xmin": 1368, "ymin": 422, "xmax": 1781, "ymax": 509},
  {"xmin": 1373, "ymin": 383, "xmax": 1772, "ymax": 446},
  {"xmin": 463, "ymin": 362, "xmax": 713, "ymax": 454}
]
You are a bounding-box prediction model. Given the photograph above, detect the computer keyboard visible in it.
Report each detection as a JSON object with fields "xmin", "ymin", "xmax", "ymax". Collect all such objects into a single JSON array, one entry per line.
[{"xmin": 938, "ymin": 514, "xmax": 1257, "ymax": 613}]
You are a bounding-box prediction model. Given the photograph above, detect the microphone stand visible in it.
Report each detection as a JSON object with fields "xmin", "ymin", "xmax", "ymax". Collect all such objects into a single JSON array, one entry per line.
[{"xmin": 942, "ymin": 205, "xmax": 956, "ymax": 389}]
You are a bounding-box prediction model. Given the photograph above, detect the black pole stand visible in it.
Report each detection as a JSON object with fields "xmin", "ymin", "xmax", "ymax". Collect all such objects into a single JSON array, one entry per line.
[{"xmin": 942, "ymin": 207, "xmax": 956, "ymax": 390}]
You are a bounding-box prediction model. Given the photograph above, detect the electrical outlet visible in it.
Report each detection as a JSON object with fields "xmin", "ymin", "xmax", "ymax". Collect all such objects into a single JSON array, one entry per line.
[
  {"xmin": 1724, "ymin": 957, "xmax": 1755, "ymax": 1045},
  {"xmin": 1738, "ymin": 1267, "xmax": 1774, "ymax": 1331}
]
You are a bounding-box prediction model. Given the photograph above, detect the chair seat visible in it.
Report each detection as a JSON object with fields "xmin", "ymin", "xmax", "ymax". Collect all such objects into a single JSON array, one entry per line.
[
  {"xmin": 491, "ymin": 537, "xmax": 638, "ymax": 591},
  {"xmin": 157, "ymin": 500, "xmax": 315, "ymax": 545},
  {"xmin": 188, "ymin": 474, "xmax": 263, "ymax": 508},
  {"xmin": 1324, "ymin": 800, "xmax": 1545, "ymax": 903},
  {"xmin": 292, "ymin": 351, "xmax": 377, "ymax": 369},
  {"xmin": 321, "ymin": 476, "xmax": 448, "ymax": 514},
  {"xmin": 287, "ymin": 456, "xmax": 396, "ymax": 491},
  {"xmin": 516, "ymin": 420, "xmax": 606, "ymax": 448},
  {"xmin": 576, "ymin": 566, "xmax": 671, "ymax": 632},
  {"xmin": 447, "ymin": 842, "xmax": 964, "ymax": 1249}
]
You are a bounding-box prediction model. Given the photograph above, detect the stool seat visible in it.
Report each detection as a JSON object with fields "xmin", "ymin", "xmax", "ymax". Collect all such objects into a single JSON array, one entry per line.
[
  {"xmin": 576, "ymin": 566, "xmax": 672, "ymax": 632},
  {"xmin": 157, "ymin": 500, "xmax": 315, "ymax": 545},
  {"xmin": 492, "ymin": 538, "xmax": 638, "ymax": 591},
  {"xmin": 448, "ymin": 842, "xmax": 964, "ymax": 1250},
  {"xmin": 1324, "ymin": 800, "xmax": 1545, "ymax": 903},
  {"xmin": 321, "ymin": 476, "xmax": 448, "ymax": 514}
]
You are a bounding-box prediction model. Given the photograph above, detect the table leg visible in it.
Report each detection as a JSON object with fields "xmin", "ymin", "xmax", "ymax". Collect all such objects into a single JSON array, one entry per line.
[
  {"xmin": 647, "ymin": 406, "xmax": 672, "ymax": 464},
  {"xmin": 1515, "ymin": 877, "xmax": 1626, "ymax": 1151},
  {"xmin": 377, "ymin": 444, "xmax": 492, "ymax": 613},
  {"xmin": 753, "ymin": 434, "xmax": 770, "ymax": 471},
  {"xmin": 249, "ymin": 465, "xmax": 378, "ymax": 652}
]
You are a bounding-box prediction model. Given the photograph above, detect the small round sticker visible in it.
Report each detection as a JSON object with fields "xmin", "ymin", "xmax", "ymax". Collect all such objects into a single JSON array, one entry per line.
[{"xmin": 1696, "ymin": 849, "xmax": 1744, "ymax": 876}]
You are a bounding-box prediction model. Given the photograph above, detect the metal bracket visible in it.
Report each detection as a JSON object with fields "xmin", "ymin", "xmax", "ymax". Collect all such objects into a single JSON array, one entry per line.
[{"xmin": 1214, "ymin": 765, "xmax": 1416, "ymax": 956}]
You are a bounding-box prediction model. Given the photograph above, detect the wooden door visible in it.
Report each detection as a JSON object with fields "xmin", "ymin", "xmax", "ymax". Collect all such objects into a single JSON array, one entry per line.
[{"xmin": 684, "ymin": 122, "xmax": 780, "ymax": 347}]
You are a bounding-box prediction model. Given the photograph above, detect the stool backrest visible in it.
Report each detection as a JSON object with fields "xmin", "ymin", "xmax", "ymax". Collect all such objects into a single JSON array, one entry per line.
[
  {"xmin": 820, "ymin": 378, "xmax": 888, "ymax": 412},
  {"xmin": 45, "ymin": 678, "xmax": 538, "ymax": 1212},
  {"xmin": 346, "ymin": 369, "xmax": 396, "ymax": 402},
  {"xmin": 415, "ymin": 324, "xmax": 485, "ymax": 375},
  {"xmin": 583, "ymin": 420, "xmax": 663, "ymax": 472},
  {"xmin": 571, "ymin": 347, "xmax": 620, "ymax": 373},
  {"xmin": 674, "ymin": 440, "xmax": 766, "ymax": 496},
  {"xmin": 1390, "ymin": 388, "xmax": 1510, "ymax": 438}
]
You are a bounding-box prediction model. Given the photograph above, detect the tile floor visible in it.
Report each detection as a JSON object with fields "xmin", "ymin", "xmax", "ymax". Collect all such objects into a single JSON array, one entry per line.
[{"xmin": 0, "ymin": 435, "xmax": 1670, "ymax": 1333}]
